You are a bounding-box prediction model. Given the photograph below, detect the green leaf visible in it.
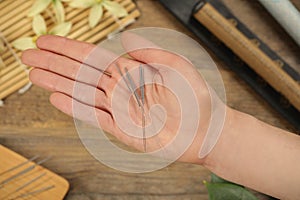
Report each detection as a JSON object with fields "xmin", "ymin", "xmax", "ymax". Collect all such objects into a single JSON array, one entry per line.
[
  {"xmin": 12, "ymin": 37, "xmax": 36, "ymax": 51},
  {"xmin": 204, "ymin": 182, "xmax": 258, "ymax": 200},
  {"xmin": 211, "ymin": 173, "xmax": 228, "ymax": 184},
  {"xmin": 102, "ymin": 0, "xmax": 128, "ymax": 17},
  {"xmin": 88, "ymin": 4, "xmax": 103, "ymax": 28},
  {"xmin": 53, "ymin": 0, "xmax": 65, "ymax": 23},
  {"xmin": 28, "ymin": 0, "xmax": 52, "ymax": 17},
  {"xmin": 69, "ymin": 0, "xmax": 95, "ymax": 8},
  {"xmin": 49, "ymin": 22, "xmax": 72, "ymax": 36},
  {"xmin": 32, "ymin": 14, "xmax": 47, "ymax": 35}
]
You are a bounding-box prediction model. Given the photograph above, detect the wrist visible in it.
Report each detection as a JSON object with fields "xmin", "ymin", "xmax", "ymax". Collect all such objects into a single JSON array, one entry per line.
[
  {"xmin": 200, "ymin": 107, "xmax": 300, "ymax": 199},
  {"xmin": 201, "ymin": 107, "xmax": 255, "ymax": 169}
]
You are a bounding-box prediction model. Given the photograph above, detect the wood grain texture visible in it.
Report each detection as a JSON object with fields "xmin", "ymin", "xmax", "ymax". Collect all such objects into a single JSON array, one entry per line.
[
  {"xmin": 0, "ymin": 145, "xmax": 69, "ymax": 200},
  {"xmin": 194, "ymin": 3, "xmax": 300, "ymax": 111},
  {"xmin": 0, "ymin": 0, "xmax": 299, "ymax": 199}
]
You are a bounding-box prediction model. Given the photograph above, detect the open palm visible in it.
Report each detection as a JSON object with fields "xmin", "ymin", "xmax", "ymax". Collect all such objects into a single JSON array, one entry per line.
[{"xmin": 22, "ymin": 34, "xmax": 223, "ymax": 164}]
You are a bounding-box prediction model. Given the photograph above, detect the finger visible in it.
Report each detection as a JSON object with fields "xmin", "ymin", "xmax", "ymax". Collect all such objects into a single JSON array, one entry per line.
[
  {"xmin": 30, "ymin": 69, "xmax": 110, "ymax": 111},
  {"xmin": 22, "ymin": 49, "xmax": 112, "ymax": 92},
  {"xmin": 36, "ymin": 35, "xmax": 119, "ymax": 74},
  {"xmin": 50, "ymin": 92, "xmax": 114, "ymax": 133},
  {"xmin": 50, "ymin": 92, "xmax": 147, "ymax": 150},
  {"xmin": 121, "ymin": 31, "xmax": 190, "ymax": 69}
]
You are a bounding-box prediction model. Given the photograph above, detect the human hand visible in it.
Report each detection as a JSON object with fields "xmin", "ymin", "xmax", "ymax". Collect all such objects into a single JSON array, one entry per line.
[{"xmin": 21, "ymin": 33, "xmax": 228, "ymax": 164}]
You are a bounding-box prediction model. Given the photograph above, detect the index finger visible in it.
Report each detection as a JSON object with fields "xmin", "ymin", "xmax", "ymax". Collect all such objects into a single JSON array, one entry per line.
[{"xmin": 36, "ymin": 35, "xmax": 119, "ymax": 74}]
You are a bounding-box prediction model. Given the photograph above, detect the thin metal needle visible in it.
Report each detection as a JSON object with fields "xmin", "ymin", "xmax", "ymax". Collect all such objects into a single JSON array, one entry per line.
[
  {"xmin": 0, "ymin": 156, "xmax": 51, "ymax": 188},
  {"xmin": 115, "ymin": 64, "xmax": 131, "ymax": 92},
  {"xmin": 99, "ymin": 69, "xmax": 111, "ymax": 77},
  {"xmin": 139, "ymin": 65, "xmax": 145, "ymax": 105},
  {"xmin": 139, "ymin": 65, "xmax": 146, "ymax": 152},
  {"xmin": 14, "ymin": 172, "xmax": 46, "ymax": 192},
  {"xmin": 115, "ymin": 64, "xmax": 146, "ymax": 152},
  {"xmin": 9, "ymin": 185, "xmax": 55, "ymax": 200},
  {"xmin": 142, "ymin": 111, "xmax": 146, "ymax": 152},
  {"xmin": 1, "ymin": 173, "xmax": 47, "ymax": 200},
  {"xmin": 124, "ymin": 67, "xmax": 142, "ymax": 108},
  {"xmin": 74, "ymin": 60, "xmax": 111, "ymax": 77},
  {"xmin": 0, "ymin": 155, "xmax": 39, "ymax": 177}
]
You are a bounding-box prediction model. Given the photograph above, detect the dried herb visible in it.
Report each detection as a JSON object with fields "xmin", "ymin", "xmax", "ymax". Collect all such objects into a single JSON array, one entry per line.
[
  {"xmin": 28, "ymin": 0, "xmax": 70, "ymax": 23},
  {"xmin": 69, "ymin": 0, "xmax": 128, "ymax": 28},
  {"xmin": 12, "ymin": 15, "xmax": 71, "ymax": 50}
]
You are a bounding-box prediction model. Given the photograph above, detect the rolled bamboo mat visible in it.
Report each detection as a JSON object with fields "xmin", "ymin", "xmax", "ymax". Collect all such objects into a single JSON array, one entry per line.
[{"xmin": 0, "ymin": 0, "xmax": 140, "ymax": 102}]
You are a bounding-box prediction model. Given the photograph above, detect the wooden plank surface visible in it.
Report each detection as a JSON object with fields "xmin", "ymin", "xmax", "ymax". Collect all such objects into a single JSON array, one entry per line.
[
  {"xmin": 0, "ymin": 145, "xmax": 69, "ymax": 200},
  {"xmin": 0, "ymin": 0, "xmax": 299, "ymax": 199}
]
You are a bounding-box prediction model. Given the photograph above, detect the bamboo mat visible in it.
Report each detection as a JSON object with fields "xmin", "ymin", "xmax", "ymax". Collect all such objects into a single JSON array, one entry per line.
[
  {"xmin": 0, "ymin": 145, "xmax": 69, "ymax": 200},
  {"xmin": 0, "ymin": 0, "xmax": 140, "ymax": 102}
]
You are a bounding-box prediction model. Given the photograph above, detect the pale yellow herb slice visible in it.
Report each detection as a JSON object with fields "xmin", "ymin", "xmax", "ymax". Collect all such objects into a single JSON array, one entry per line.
[
  {"xmin": 12, "ymin": 37, "xmax": 36, "ymax": 51},
  {"xmin": 102, "ymin": 0, "xmax": 128, "ymax": 17},
  {"xmin": 28, "ymin": 0, "xmax": 52, "ymax": 17},
  {"xmin": 89, "ymin": 4, "xmax": 103, "ymax": 28}
]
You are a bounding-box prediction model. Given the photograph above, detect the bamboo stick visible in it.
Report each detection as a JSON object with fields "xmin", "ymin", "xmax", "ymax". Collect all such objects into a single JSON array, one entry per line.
[
  {"xmin": 0, "ymin": 62, "xmax": 19, "ymax": 77},
  {"xmin": 0, "ymin": 65, "xmax": 27, "ymax": 85},
  {"xmin": 66, "ymin": 0, "xmax": 131, "ymax": 32},
  {"xmin": 86, "ymin": 10, "xmax": 140, "ymax": 44},
  {"xmin": 0, "ymin": 71, "xmax": 27, "ymax": 92},
  {"xmin": 0, "ymin": 55, "xmax": 24, "ymax": 77},
  {"xmin": 0, "ymin": 1, "xmax": 32, "ymax": 30},
  {"xmin": 0, "ymin": 0, "xmax": 24, "ymax": 18},
  {"xmin": 0, "ymin": 0, "xmax": 13, "ymax": 11},
  {"xmin": 0, "ymin": 75, "xmax": 29, "ymax": 100},
  {"xmin": 63, "ymin": 0, "xmax": 125, "ymax": 22},
  {"xmin": 0, "ymin": 51, "xmax": 25, "ymax": 77},
  {"xmin": 2, "ymin": 16, "xmax": 53, "ymax": 48},
  {"xmin": 69, "ymin": 2, "xmax": 135, "ymax": 40},
  {"xmin": 63, "ymin": 0, "xmax": 124, "ymax": 13},
  {"xmin": 2, "ymin": 20, "xmax": 30, "ymax": 40},
  {"xmin": 83, "ymin": 3, "xmax": 135, "ymax": 38}
]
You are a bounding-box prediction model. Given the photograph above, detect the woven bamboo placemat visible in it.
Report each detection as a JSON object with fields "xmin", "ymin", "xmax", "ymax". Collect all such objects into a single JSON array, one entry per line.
[{"xmin": 0, "ymin": 0, "xmax": 140, "ymax": 103}]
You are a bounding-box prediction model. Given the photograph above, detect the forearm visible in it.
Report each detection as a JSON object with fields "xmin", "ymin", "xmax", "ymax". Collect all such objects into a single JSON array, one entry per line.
[{"xmin": 203, "ymin": 107, "xmax": 300, "ymax": 199}]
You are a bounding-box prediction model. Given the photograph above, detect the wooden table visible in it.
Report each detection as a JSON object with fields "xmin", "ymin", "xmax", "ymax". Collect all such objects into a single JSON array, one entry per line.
[{"xmin": 0, "ymin": 0, "xmax": 299, "ymax": 199}]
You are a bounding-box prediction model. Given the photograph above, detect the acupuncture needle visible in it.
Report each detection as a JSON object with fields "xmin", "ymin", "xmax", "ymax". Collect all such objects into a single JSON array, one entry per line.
[
  {"xmin": 2, "ymin": 172, "xmax": 47, "ymax": 200},
  {"xmin": 0, "ymin": 155, "xmax": 39, "ymax": 177},
  {"xmin": 116, "ymin": 64, "xmax": 147, "ymax": 151},
  {"xmin": 115, "ymin": 64, "xmax": 131, "ymax": 92},
  {"xmin": 124, "ymin": 67, "xmax": 147, "ymax": 152},
  {"xmin": 14, "ymin": 172, "xmax": 46, "ymax": 193},
  {"xmin": 71, "ymin": 59, "xmax": 111, "ymax": 77},
  {"xmin": 139, "ymin": 65, "xmax": 145, "ymax": 104},
  {"xmin": 124, "ymin": 66, "xmax": 146, "ymax": 152},
  {"xmin": 139, "ymin": 65, "xmax": 146, "ymax": 152},
  {"xmin": 0, "ymin": 156, "xmax": 51, "ymax": 188},
  {"xmin": 115, "ymin": 64, "xmax": 142, "ymax": 107},
  {"xmin": 124, "ymin": 67, "xmax": 142, "ymax": 108},
  {"xmin": 9, "ymin": 185, "xmax": 55, "ymax": 200}
]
